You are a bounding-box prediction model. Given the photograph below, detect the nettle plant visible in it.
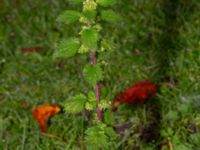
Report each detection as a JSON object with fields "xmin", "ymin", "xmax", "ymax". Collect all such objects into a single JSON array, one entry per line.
[{"xmin": 53, "ymin": 0, "xmax": 120, "ymax": 149}]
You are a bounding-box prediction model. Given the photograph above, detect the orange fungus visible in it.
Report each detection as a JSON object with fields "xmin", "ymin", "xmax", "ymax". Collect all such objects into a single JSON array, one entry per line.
[{"xmin": 32, "ymin": 104, "xmax": 61, "ymax": 133}]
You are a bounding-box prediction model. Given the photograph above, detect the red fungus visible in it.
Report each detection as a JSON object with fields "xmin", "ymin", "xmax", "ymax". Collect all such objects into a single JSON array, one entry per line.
[{"xmin": 112, "ymin": 80, "xmax": 159, "ymax": 112}]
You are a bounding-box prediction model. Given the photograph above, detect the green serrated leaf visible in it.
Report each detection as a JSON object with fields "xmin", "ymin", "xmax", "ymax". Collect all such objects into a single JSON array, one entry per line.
[
  {"xmin": 65, "ymin": 94, "xmax": 87, "ymax": 114},
  {"xmin": 53, "ymin": 38, "xmax": 80, "ymax": 59},
  {"xmin": 85, "ymin": 125, "xmax": 109, "ymax": 149},
  {"xmin": 96, "ymin": 0, "xmax": 117, "ymax": 7},
  {"xmin": 101, "ymin": 10, "xmax": 120, "ymax": 23},
  {"xmin": 103, "ymin": 109, "xmax": 115, "ymax": 125},
  {"xmin": 83, "ymin": 64, "xmax": 103, "ymax": 86},
  {"xmin": 105, "ymin": 127, "xmax": 117, "ymax": 140},
  {"xmin": 81, "ymin": 28, "xmax": 99, "ymax": 49},
  {"xmin": 57, "ymin": 10, "xmax": 81, "ymax": 24}
]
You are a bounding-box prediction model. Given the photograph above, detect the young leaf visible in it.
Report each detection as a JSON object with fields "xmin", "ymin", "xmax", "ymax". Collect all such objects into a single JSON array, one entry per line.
[
  {"xmin": 83, "ymin": 0, "xmax": 97, "ymax": 11},
  {"xmin": 96, "ymin": 0, "xmax": 117, "ymax": 7},
  {"xmin": 83, "ymin": 64, "xmax": 103, "ymax": 86},
  {"xmin": 101, "ymin": 10, "xmax": 120, "ymax": 23},
  {"xmin": 85, "ymin": 102, "xmax": 96, "ymax": 110},
  {"xmin": 93, "ymin": 24, "xmax": 103, "ymax": 32},
  {"xmin": 53, "ymin": 38, "xmax": 80, "ymax": 59},
  {"xmin": 99, "ymin": 99, "xmax": 110, "ymax": 110},
  {"xmin": 78, "ymin": 44, "xmax": 89, "ymax": 53},
  {"xmin": 64, "ymin": 94, "xmax": 87, "ymax": 114},
  {"xmin": 81, "ymin": 28, "xmax": 99, "ymax": 50},
  {"xmin": 85, "ymin": 91, "xmax": 96, "ymax": 110},
  {"xmin": 57, "ymin": 10, "xmax": 81, "ymax": 24}
]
